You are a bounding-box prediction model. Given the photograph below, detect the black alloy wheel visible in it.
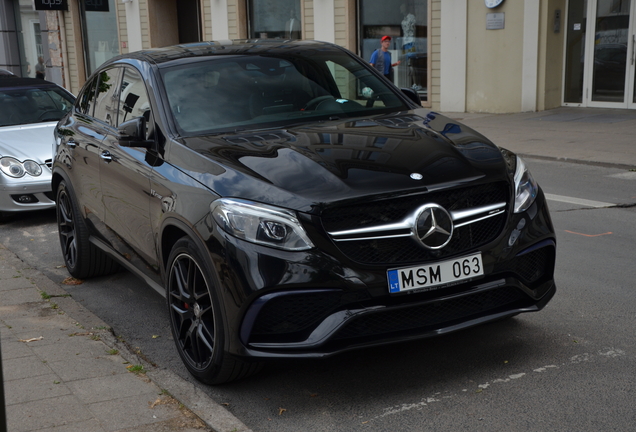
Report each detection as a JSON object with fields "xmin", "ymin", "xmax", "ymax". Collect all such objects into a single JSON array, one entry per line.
[
  {"xmin": 166, "ymin": 237, "xmax": 261, "ymax": 384},
  {"xmin": 56, "ymin": 181, "xmax": 118, "ymax": 279},
  {"xmin": 56, "ymin": 184, "xmax": 79, "ymax": 272}
]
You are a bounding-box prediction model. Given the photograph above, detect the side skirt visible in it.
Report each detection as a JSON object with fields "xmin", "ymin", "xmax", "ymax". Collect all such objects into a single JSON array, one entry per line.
[{"xmin": 89, "ymin": 236, "xmax": 165, "ymax": 298}]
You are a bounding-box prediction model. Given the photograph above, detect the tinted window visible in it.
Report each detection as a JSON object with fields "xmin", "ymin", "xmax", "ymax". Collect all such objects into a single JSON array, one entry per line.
[
  {"xmin": 0, "ymin": 85, "xmax": 75, "ymax": 126},
  {"xmin": 77, "ymin": 76, "xmax": 99, "ymax": 115},
  {"xmin": 118, "ymin": 67, "xmax": 153, "ymax": 138},
  {"xmin": 93, "ymin": 68, "xmax": 123, "ymax": 127},
  {"xmin": 118, "ymin": 68, "xmax": 151, "ymax": 124},
  {"xmin": 160, "ymin": 50, "xmax": 409, "ymax": 136}
]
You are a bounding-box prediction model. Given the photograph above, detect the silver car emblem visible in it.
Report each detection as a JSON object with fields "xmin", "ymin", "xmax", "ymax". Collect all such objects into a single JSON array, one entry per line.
[
  {"xmin": 415, "ymin": 204, "xmax": 454, "ymax": 249},
  {"xmin": 410, "ymin": 173, "xmax": 423, "ymax": 180}
]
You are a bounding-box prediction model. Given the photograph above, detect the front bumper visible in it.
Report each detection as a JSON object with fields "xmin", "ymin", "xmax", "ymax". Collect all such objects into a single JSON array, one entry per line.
[
  {"xmin": 212, "ymin": 190, "xmax": 557, "ymax": 359},
  {"xmin": 0, "ymin": 172, "xmax": 55, "ymax": 212}
]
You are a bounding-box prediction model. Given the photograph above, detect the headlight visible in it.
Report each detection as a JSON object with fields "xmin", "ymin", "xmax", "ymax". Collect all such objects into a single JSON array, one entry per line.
[
  {"xmin": 211, "ymin": 198, "xmax": 315, "ymax": 251},
  {"xmin": 1, "ymin": 157, "xmax": 25, "ymax": 177},
  {"xmin": 0, "ymin": 157, "xmax": 43, "ymax": 178},
  {"xmin": 513, "ymin": 156, "xmax": 538, "ymax": 213},
  {"xmin": 23, "ymin": 160, "xmax": 42, "ymax": 176}
]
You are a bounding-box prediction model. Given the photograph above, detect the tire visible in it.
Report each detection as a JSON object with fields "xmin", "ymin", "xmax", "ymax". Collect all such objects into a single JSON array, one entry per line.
[
  {"xmin": 166, "ymin": 237, "xmax": 262, "ymax": 384},
  {"xmin": 56, "ymin": 180, "xmax": 119, "ymax": 279}
]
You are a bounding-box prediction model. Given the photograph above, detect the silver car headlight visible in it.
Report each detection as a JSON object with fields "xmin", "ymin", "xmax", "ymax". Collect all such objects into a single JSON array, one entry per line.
[
  {"xmin": 211, "ymin": 198, "xmax": 314, "ymax": 251},
  {"xmin": 0, "ymin": 157, "xmax": 29, "ymax": 178},
  {"xmin": 513, "ymin": 156, "xmax": 538, "ymax": 213},
  {"xmin": 23, "ymin": 160, "xmax": 42, "ymax": 176}
]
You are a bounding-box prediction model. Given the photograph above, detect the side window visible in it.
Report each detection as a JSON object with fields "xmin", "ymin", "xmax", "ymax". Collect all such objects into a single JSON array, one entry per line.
[
  {"xmin": 118, "ymin": 67, "xmax": 153, "ymax": 138},
  {"xmin": 93, "ymin": 68, "xmax": 123, "ymax": 127},
  {"xmin": 77, "ymin": 77, "xmax": 98, "ymax": 115}
]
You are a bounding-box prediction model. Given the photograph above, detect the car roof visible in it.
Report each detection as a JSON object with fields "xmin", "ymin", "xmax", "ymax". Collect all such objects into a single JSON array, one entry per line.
[
  {"xmin": 0, "ymin": 77, "xmax": 61, "ymax": 89},
  {"xmin": 106, "ymin": 39, "xmax": 341, "ymax": 67}
]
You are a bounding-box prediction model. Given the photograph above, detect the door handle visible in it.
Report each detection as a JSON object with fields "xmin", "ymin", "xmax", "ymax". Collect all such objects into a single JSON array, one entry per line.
[{"xmin": 100, "ymin": 151, "xmax": 113, "ymax": 162}]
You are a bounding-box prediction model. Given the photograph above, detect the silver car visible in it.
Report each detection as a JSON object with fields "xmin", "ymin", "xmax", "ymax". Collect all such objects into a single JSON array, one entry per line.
[{"xmin": 0, "ymin": 77, "xmax": 74, "ymax": 218}]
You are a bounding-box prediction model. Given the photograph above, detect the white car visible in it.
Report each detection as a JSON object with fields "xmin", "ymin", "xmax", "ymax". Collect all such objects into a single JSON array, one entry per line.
[{"xmin": 0, "ymin": 77, "xmax": 75, "ymax": 218}]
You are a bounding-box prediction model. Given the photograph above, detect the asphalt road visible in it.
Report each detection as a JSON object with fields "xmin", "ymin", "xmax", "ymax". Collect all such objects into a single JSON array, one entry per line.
[{"xmin": 1, "ymin": 158, "xmax": 635, "ymax": 431}]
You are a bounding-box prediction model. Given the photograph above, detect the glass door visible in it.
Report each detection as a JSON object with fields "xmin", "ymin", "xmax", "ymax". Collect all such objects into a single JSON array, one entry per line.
[
  {"xmin": 588, "ymin": 0, "xmax": 631, "ymax": 105},
  {"xmin": 564, "ymin": 0, "xmax": 636, "ymax": 108}
]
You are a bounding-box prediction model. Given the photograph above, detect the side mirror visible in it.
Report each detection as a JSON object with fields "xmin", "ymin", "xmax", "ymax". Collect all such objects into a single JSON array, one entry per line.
[
  {"xmin": 401, "ymin": 88, "xmax": 422, "ymax": 106},
  {"xmin": 118, "ymin": 116, "xmax": 153, "ymax": 149}
]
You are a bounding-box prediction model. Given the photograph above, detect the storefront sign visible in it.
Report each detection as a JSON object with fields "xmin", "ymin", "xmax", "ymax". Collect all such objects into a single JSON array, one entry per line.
[
  {"xmin": 486, "ymin": 13, "xmax": 505, "ymax": 30},
  {"xmin": 34, "ymin": 0, "xmax": 68, "ymax": 11},
  {"xmin": 85, "ymin": 0, "xmax": 109, "ymax": 12}
]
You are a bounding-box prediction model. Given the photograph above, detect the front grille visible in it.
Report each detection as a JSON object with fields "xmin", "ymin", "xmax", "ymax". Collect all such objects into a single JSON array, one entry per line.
[
  {"xmin": 335, "ymin": 214, "xmax": 505, "ymax": 264},
  {"xmin": 333, "ymin": 287, "xmax": 528, "ymax": 340},
  {"xmin": 322, "ymin": 182, "xmax": 509, "ymax": 264}
]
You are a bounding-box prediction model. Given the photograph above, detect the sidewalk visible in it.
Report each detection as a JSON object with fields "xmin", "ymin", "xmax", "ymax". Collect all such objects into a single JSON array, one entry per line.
[
  {"xmin": 0, "ymin": 243, "xmax": 250, "ymax": 432},
  {"xmin": 445, "ymin": 106, "xmax": 636, "ymax": 168}
]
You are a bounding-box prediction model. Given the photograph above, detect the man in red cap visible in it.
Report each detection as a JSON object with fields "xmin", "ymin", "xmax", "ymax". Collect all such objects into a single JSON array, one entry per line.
[{"xmin": 370, "ymin": 35, "xmax": 401, "ymax": 82}]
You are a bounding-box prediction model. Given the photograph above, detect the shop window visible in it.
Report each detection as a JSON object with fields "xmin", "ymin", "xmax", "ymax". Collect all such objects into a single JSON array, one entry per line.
[
  {"xmin": 248, "ymin": 0, "xmax": 302, "ymax": 39},
  {"xmin": 81, "ymin": 0, "xmax": 120, "ymax": 75},
  {"xmin": 13, "ymin": 0, "xmax": 42, "ymax": 78},
  {"xmin": 359, "ymin": 0, "xmax": 429, "ymax": 101}
]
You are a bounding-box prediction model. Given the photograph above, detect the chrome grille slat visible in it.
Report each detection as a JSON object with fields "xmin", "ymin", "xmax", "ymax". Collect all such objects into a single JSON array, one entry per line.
[{"xmin": 328, "ymin": 202, "xmax": 506, "ymax": 242}]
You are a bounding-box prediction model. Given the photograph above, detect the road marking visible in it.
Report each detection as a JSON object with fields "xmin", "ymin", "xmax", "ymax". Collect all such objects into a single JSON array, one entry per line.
[
  {"xmin": 608, "ymin": 172, "xmax": 636, "ymax": 180},
  {"xmin": 544, "ymin": 193, "xmax": 614, "ymax": 208},
  {"xmin": 564, "ymin": 230, "xmax": 612, "ymax": 237},
  {"xmin": 368, "ymin": 347, "xmax": 626, "ymax": 423}
]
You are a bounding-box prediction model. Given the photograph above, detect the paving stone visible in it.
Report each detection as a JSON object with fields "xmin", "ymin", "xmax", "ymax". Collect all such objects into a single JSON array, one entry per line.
[
  {"xmin": 48, "ymin": 418, "xmax": 109, "ymax": 432},
  {"xmin": 66, "ymin": 372, "xmax": 162, "ymax": 404},
  {"xmin": 4, "ymin": 373, "xmax": 71, "ymax": 405},
  {"xmin": 3, "ymin": 354, "xmax": 53, "ymax": 381},
  {"xmin": 47, "ymin": 354, "xmax": 130, "ymax": 382},
  {"xmin": 88, "ymin": 394, "xmax": 182, "ymax": 432},
  {"xmin": 30, "ymin": 334, "xmax": 112, "ymax": 362},
  {"xmin": 0, "ymin": 275, "xmax": 33, "ymax": 289},
  {"xmin": 6, "ymin": 394, "xmax": 93, "ymax": 432},
  {"xmin": 0, "ymin": 288, "xmax": 42, "ymax": 305},
  {"xmin": 2, "ymin": 308, "xmax": 73, "ymax": 333},
  {"xmin": 0, "ymin": 335, "xmax": 34, "ymax": 360}
]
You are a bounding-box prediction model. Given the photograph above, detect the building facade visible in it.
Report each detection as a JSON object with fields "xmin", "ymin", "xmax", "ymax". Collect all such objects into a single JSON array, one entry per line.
[{"xmin": 1, "ymin": 0, "xmax": 634, "ymax": 113}]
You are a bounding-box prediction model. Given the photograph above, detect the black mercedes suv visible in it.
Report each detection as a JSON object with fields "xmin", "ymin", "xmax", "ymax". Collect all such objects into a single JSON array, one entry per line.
[{"xmin": 52, "ymin": 40, "xmax": 556, "ymax": 384}]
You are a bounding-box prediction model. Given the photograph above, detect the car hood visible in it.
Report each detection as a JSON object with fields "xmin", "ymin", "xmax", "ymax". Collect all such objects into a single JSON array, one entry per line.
[
  {"xmin": 0, "ymin": 123, "xmax": 56, "ymax": 163},
  {"xmin": 174, "ymin": 110, "xmax": 510, "ymax": 213}
]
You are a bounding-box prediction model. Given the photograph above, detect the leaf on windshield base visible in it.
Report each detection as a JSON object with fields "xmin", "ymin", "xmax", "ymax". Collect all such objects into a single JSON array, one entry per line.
[
  {"xmin": 62, "ymin": 277, "xmax": 83, "ymax": 285},
  {"xmin": 278, "ymin": 408, "xmax": 287, "ymax": 415},
  {"xmin": 152, "ymin": 335, "xmax": 160, "ymax": 339}
]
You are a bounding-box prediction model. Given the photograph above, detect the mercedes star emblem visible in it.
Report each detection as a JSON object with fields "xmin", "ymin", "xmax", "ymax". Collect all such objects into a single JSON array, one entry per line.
[{"xmin": 415, "ymin": 204, "xmax": 454, "ymax": 249}]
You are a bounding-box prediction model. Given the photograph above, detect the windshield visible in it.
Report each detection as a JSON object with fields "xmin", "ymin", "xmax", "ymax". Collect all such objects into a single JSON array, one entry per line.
[
  {"xmin": 0, "ymin": 86, "xmax": 75, "ymax": 127},
  {"xmin": 161, "ymin": 50, "xmax": 410, "ymax": 135}
]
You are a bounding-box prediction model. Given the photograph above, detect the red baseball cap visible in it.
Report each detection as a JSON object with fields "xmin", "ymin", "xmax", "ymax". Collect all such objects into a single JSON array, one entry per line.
[{"xmin": 381, "ymin": 35, "xmax": 391, "ymax": 42}]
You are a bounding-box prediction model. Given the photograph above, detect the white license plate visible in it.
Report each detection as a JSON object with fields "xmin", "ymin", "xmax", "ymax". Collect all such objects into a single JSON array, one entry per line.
[{"xmin": 388, "ymin": 253, "xmax": 484, "ymax": 293}]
